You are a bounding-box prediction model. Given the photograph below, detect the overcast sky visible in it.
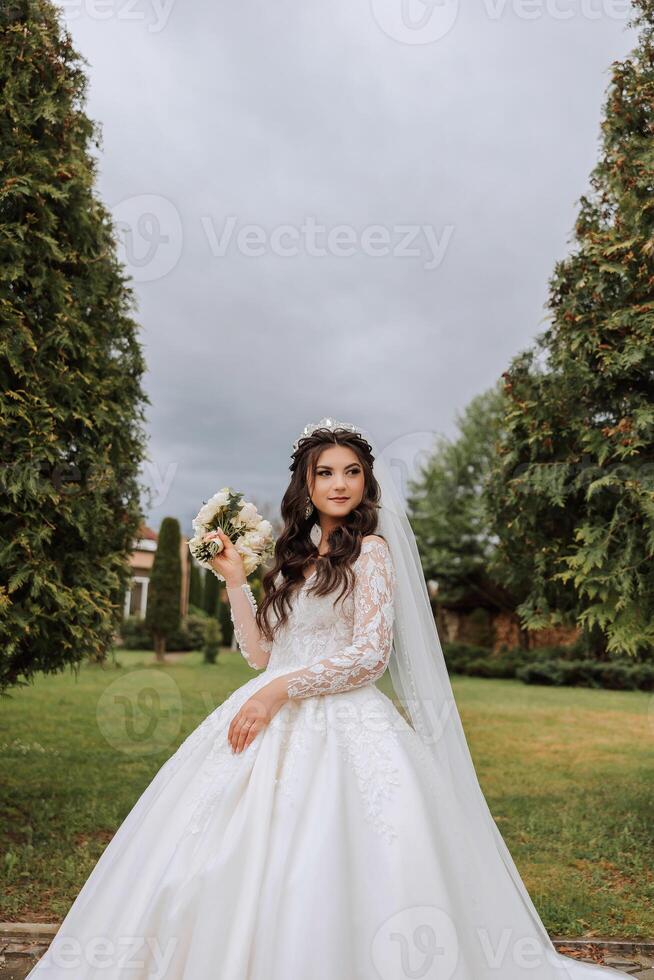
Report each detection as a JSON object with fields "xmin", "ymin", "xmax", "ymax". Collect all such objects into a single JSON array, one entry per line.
[{"xmin": 55, "ymin": 0, "xmax": 636, "ymax": 534}]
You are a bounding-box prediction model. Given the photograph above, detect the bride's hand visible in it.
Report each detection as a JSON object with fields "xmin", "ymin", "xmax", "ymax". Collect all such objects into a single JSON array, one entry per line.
[
  {"xmin": 202, "ymin": 528, "xmax": 246, "ymax": 587},
  {"xmin": 228, "ymin": 678, "xmax": 288, "ymax": 754}
]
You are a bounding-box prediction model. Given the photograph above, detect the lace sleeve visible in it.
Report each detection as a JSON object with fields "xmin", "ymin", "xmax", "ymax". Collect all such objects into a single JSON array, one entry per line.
[
  {"xmin": 281, "ymin": 539, "xmax": 396, "ymax": 699},
  {"xmin": 225, "ymin": 581, "xmax": 273, "ymax": 670}
]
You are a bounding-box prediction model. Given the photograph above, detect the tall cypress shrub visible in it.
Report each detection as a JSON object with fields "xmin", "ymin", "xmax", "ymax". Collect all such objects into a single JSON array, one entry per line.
[
  {"xmin": 145, "ymin": 518, "xmax": 181, "ymax": 661},
  {"xmin": 0, "ymin": 0, "xmax": 149, "ymax": 690},
  {"xmin": 203, "ymin": 568, "xmax": 219, "ymax": 618},
  {"xmin": 218, "ymin": 586, "xmax": 234, "ymax": 646},
  {"xmin": 188, "ymin": 561, "xmax": 203, "ymax": 609}
]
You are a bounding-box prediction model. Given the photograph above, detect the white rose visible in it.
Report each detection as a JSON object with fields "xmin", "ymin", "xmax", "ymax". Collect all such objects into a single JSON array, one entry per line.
[
  {"xmin": 194, "ymin": 489, "xmax": 230, "ymax": 527},
  {"xmin": 196, "ymin": 504, "xmax": 217, "ymax": 526},
  {"xmin": 235, "ymin": 538, "xmax": 258, "ymax": 563},
  {"xmin": 243, "ymin": 530, "xmax": 267, "ymax": 552},
  {"xmin": 243, "ymin": 555, "xmax": 259, "ymax": 576},
  {"xmin": 234, "ymin": 501, "xmax": 259, "ymax": 529},
  {"xmin": 211, "ymin": 490, "xmax": 230, "ymax": 507},
  {"xmin": 256, "ymin": 519, "xmax": 273, "ymax": 541}
]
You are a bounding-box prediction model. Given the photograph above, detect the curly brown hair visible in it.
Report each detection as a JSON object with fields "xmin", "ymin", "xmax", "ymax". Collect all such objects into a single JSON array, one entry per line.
[{"xmin": 256, "ymin": 426, "xmax": 382, "ymax": 642}]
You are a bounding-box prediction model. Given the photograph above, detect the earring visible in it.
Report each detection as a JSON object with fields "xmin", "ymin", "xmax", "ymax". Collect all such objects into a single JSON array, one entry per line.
[
  {"xmin": 309, "ymin": 522, "xmax": 322, "ymax": 548},
  {"xmin": 304, "ymin": 495, "xmax": 314, "ymax": 519}
]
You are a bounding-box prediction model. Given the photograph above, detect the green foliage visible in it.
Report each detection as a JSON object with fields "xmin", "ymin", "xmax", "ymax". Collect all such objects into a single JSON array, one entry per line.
[
  {"xmin": 203, "ymin": 568, "xmax": 219, "ymax": 617},
  {"xmin": 119, "ymin": 615, "xmax": 152, "ymax": 651},
  {"xmin": 145, "ymin": 518, "xmax": 181, "ymax": 655},
  {"xmin": 408, "ymin": 385, "xmax": 511, "ymax": 609},
  {"xmin": 442, "ymin": 642, "xmax": 496, "ymax": 674},
  {"xmin": 217, "ymin": 587, "xmax": 234, "ymax": 646},
  {"xmin": 517, "ymin": 658, "xmax": 654, "ymax": 691},
  {"xmin": 444, "ymin": 641, "xmax": 654, "ymax": 689},
  {"xmin": 465, "ymin": 652, "xmax": 530, "ymax": 679},
  {"xmin": 443, "ymin": 642, "xmax": 538, "ymax": 678},
  {"xmin": 188, "ymin": 562, "xmax": 203, "ymax": 608},
  {"xmin": 0, "ymin": 0, "xmax": 149, "ymax": 691},
  {"xmin": 187, "ymin": 603, "xmax": 208, "ymax": 618},
  {"xmin": 489, "ymin": 3, "xmax": 654, "ymax": 656},
  {"xmin": 466, "ymin": 607, "xmax": 495, "ymax": 648},
  {"xmin": 202, "ymin": 618, "xmax": 222, "ymax": 664},
  {"xmin": 167, "ymin": 613, "xmax": 208, "ymax": 652}
]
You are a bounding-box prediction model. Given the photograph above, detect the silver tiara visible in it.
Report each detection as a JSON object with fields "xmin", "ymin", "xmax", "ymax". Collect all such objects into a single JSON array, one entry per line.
[{"xmin": 292, "ymin": 416, "xmax": 361, "ymax": 452}]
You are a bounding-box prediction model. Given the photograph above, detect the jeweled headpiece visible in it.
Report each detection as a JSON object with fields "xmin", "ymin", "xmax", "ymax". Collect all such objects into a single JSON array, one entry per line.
[{"xmin": 292, "ymin": 416, "xmax": 361, "ymax": 453}]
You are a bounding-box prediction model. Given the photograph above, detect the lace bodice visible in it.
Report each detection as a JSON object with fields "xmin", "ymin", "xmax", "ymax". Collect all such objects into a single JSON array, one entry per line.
[{"xmin": 226, "ymin": 537, "xmax": 396, "ymax": 698}]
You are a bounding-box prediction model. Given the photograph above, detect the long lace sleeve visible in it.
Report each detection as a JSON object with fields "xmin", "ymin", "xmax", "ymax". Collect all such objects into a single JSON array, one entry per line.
[
  {"xmin": 281, "ymin": 538, "xmax": 396, "ymax": 699},
  {"xmin": 225, "ymin": 581, "xmax": 273, "ymax": 670}
]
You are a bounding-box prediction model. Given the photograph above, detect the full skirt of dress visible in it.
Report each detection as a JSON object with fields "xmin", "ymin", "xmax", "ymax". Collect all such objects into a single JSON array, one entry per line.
[{"xmin": 26, "ymin": 668, "xmax": 631, "ymax": 980}]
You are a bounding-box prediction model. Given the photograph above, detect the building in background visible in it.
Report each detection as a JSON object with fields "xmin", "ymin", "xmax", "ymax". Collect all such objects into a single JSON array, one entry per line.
[
  {"xmin": 123, "ymin": 524, "xmax": 190, "ymax": 620},
  {"xmin": 431, "ymin": 582, "xmax": 578, "ymax": 653}
]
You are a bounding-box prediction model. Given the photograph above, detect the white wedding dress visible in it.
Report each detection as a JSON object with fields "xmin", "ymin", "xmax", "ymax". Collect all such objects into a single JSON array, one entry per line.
[{"xmin": 26, "ymin": 538, "xmax": 630, "ymax": 980}]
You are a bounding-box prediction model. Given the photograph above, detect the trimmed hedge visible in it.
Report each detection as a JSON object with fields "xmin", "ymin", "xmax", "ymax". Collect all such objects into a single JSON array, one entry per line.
[
  {"xmin": 119, "ymin": 613, "xmax": 212, "ymax": 652},
  {"xmin": 516, "ymin": 658, "xmax": 654, "ymax": 691},
  {"xmin": 119, "ymin": 616, "xmax": 153, "ymax": 651},
  {"xmin": 443, "ymin": 642, "xmax": 654, "ymax": 691}
]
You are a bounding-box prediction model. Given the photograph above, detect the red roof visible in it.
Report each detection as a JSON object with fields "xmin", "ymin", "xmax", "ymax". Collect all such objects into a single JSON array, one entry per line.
[{"xmin": 137, "ymin": 524, "xmax": 158, "ymax": 542}]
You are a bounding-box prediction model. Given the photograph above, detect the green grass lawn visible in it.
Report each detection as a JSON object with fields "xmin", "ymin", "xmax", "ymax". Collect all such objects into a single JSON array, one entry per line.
[{"xmin": 1, "ymin": 650, "xmax": 652, "ymax": 937}]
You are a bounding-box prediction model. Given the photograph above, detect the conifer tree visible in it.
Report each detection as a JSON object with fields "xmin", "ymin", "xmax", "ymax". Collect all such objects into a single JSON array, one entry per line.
[
  {"xmin": 188, "ymin": 561, "xmax": 203, "ymax": 609},
  {"xmin": 145, "ymin": 518, "xmax": 181, "ymax": 660},
  {"xmin": 203, "ymin": 568, "xmax": 220, "ymax": 618},
  {"xmin": 490, "ymin": 0, "xmax": 654, "ymax": 655},
  {"xmin": 218, "ymin": 586, "xmax": 234, "ymax": 646},
  {"xmin": 0, "ymin": 0, "xmax": 149, "ymax": 690},
  {"xmin": 408, "ymin": 385, "xmax": 510, "ymax": 609}
]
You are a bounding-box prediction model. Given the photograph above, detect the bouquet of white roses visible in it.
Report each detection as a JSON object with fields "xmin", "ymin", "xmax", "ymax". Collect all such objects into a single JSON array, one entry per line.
[{"xmin": 188, "ymin": 487, "xmax": 274, "ymax": 581}]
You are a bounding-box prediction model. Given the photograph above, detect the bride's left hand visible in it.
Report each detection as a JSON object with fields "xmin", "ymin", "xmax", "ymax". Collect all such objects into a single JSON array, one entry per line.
[{"xmin": 228, "ymin": 677, "xmax": 289, "ymax": 753}]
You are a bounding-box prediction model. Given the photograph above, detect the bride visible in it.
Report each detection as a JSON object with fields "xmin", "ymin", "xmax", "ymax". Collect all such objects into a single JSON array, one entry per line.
[{"xmin": 27, "ymin": 418, "xmax": 631, "ymax": 980}]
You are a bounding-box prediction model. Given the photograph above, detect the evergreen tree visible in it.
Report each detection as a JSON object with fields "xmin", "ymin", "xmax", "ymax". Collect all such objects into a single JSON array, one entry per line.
[
  {"xmin": 145, "ymin": 518, "xmax": 181, "ymax": 660},
  {"xmin": 0, "ymin": 0, "xmax": 149, "ymax": 691},
  {"xmin": 217, "ymin": 586, "xmax": 234, "ymax": 646},
  {"xmin": 188, "ymin": 561, "xmax": 203, "ymax": 609},
  {"xmin": 203, "ymin": 568, "xmax": 220, "ymax": 618},
  {"xmin": 490, "ymin": 0, "xmax": 654, "ymax": 655},
  {"xmin": 408, "ymin": 385, "xmax": 510, "ymax": 610}
]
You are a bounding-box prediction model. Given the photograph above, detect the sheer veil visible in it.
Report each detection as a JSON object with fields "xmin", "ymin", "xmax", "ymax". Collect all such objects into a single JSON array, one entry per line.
[{"xmin": 355, "ymin": 422, "xmax": 617, "ymax": 980}]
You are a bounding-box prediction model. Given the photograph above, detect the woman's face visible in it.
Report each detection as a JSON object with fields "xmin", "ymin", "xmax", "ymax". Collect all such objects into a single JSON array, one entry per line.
[{"xmin": 308, "ymin": 445, "xmax": 365, "ymax": 520}]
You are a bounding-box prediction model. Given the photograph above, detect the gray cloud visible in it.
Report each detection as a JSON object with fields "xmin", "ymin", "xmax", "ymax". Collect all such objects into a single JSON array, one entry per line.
[{"xmin": 56, "ymin": 0, "xmax": 636, "ymax": 532}]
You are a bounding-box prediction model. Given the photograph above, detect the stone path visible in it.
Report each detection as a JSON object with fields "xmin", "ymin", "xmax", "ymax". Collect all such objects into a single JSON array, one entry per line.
[
  {"xmin": 1, "ymin": 926, "xmax": 653, "ymax": 978},
  {"xmin": 550, "ymin": 940, "xmax": 654, "ymax": 978}
]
